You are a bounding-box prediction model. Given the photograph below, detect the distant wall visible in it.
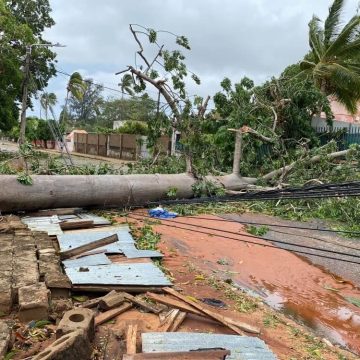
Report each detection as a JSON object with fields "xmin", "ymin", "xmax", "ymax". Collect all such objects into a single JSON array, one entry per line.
[{"xmin": 74, "ymin": 133, "xmax": 171, "ymax": 160}]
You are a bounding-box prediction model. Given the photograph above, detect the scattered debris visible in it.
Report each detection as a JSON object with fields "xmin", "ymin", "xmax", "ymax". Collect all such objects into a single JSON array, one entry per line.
[
  {"xmin": 60, "ymin": 234, "xmax": 118, "ymax": 260},
  {"xmin": 200, "ymin": 298, "xmax": 227, "ymax": 308},
  {"xmin": 149, "ymin": 207, "xmax": 178, "ymax": 219},
  {"xmin": 1, "ymin": 211, "xmax": 277, "ymax": 359}
]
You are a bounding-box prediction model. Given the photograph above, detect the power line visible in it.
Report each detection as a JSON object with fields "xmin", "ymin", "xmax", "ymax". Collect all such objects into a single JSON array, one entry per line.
[
  {"xmin": 140, "ymin": 181, "xmax": 360, "ymax": 208},
  {"xmin": 129, "ymin": 213, "xmax": 360, "ymax": 260},
  {"xmin": 55, "ymin": 68, "xmax": 218, "ymax": 112},
  {"xmin": 134, "ymin": 211, "xmax": 360, "ymax": 251},
  {"xmin": 56, "ymin": 68, "xmax": 172, "ymax": 107},
  {"xmin": 135, "ymin": 212, "xmax": 360, "ymax": 236},
  {"xmin": 128, "ymin": 214, "xmax": 360, "ymax": 265}
]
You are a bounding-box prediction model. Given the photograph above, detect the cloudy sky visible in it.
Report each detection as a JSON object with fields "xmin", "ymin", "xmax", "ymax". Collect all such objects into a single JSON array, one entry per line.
[{"xmin": 34, "ymin": 0, "xmax": 358, "ymax": 116}]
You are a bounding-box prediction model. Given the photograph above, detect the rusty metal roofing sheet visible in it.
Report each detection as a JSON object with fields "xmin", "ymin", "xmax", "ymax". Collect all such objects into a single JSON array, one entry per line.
[
  {"xmin": 142, "ymin": 333, "xmax": 277, "ymax": 360},
  {"xmin": 57, "ymin": 228, "xmax": 163, "ymax": 258},
  {"xmin": 62, "ymin": 253, "xmax": 111, "ymax": 268},
  {"xmin": 64, "ymin": 263, "xmax": 171, "ymax": 286}
]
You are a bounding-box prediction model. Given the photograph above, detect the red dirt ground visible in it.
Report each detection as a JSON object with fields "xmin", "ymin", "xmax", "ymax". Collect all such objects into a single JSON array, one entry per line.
[{"xmin": 121, "ymin": 213, "xmax": 360, "ymax": 359}]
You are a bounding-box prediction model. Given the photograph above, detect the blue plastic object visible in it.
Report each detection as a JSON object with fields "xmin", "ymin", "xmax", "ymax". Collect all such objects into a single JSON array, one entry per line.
[{"xmin": 148, "ymin": 207, "xmax": 178, "ymax": 219}]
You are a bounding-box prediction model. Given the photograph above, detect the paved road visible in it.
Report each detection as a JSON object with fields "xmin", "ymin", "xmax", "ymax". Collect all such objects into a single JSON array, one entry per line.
[
  {"xmin": 221, "ymin": 213, "xmax": 360, "ymax": 287},
  {"xmin": 0, "ymin": 140, "xmax": 128, "ymax": 169}
]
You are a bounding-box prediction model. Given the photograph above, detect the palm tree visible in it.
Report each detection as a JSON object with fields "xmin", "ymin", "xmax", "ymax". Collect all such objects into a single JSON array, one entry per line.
[
  {"xmin": 300, "ymin": 0, "xmax": 360, "ymax": 113},
  {"xmin": 61, "ymin": 72, "xmax": 86, "ymax": 127},
  {"xmin": 40, "ymin": 92, "xmax": 57, "ymax": 120}
]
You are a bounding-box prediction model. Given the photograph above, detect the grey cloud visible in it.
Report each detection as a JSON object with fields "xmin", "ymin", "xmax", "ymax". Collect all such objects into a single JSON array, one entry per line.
[{"xmin": 33, "ymin": 0, "xmax": 359, "ymax": 116}]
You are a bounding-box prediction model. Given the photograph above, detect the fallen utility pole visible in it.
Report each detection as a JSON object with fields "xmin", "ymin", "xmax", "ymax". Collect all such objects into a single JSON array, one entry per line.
[{"xmin": 0, "ymin": 174, "xmax": 254, "ymax": 213}]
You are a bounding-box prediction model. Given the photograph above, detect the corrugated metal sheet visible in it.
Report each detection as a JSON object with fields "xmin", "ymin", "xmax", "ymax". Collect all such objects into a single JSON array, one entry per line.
[
  {"xmin": 65, "ymin": 263, "xmax": 171, "ymax": 286},
  {"xmin": 123, "ymin": 350, "xmax": 230, "ymax": 359},
  {"xmin": 77, "ymin": 213, "xmax": 111, "ymax": 226},
  {"xmin": 57, "ymin": 228, "xmax": 163, "ymax": 258},
  {"xmin": 142, "ymin": 333, "xmax": 277, "ymax": 360},
  {"xmin": 62, "ymin": 253, "xmax": 111, "ymax": 268},
  {"xmin": 22, "ymin": 212, "xmax": 111, "ymax": 235},
  {"xmin": 22, "ymin": 216, "xmax": 63, "ymax": 235}
]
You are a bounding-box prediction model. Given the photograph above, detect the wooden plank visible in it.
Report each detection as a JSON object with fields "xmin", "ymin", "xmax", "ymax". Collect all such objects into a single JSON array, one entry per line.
[
  {"xmin": 146, "ymin": 293, "xmax": 203, "ymax": 316},
  {"xmin": 60, "ymin": 234, "xmax": 118, "ymax": 260},
  {"xmin": 95, "ymin": 302, "xmax": 132, "ymax": 326},
  {"xmin": 124, "ymin": 293, "xmax": 162, "ymax": 314},
  {"xmin": 60, "ymin": 220, "xmax": 94, "ymax": 230},
  {"xmin": 99, "ymin": 291, "xmax": 125, "ymax": 310},
  {"xmin": 122, "ymin": 349, "xmax": 231, "ymax": 359},
  {"xmin": 147, "ymin": 292, "xmax": 260, "ymax": 334},
  {"xmin": 163, "ymin": 288, "xmax": 243, "ymax": 335},
  {"xmin": 169, "ymin": 311, "xmax": 187, "ymax": 332},
  {"xmin": 161, "ymin": 309, "xmax": 180, "ymax": 332},
  {"xmin": 79, "ymin": 296, "xmax": 103, "ymax": 309},
  {"xmin": 126, "ymin": 324, "xmax": 138, "ymax": 355}
]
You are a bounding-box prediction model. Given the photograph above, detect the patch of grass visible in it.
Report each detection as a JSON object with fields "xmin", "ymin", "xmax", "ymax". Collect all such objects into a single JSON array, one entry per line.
[
  {"xmin": 304, "ymin": 334, "xmax": 325, "ymax": 359},
  {"xmin": 134, "ymin": 224, "xmax": 161, "ymax": 251},
  {"xmin": 206, "ymin": 275, "xmax": 258, "ymax": 313},
  {"xmin": 246, "ymin": 225, "xmax": 269, "ymax": 237},
  {"xmin": 263, "ymin": 313, "xmax": 280, "ymax": 328}
]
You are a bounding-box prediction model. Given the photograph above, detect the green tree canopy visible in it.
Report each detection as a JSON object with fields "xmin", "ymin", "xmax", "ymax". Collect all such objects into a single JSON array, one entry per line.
[
  {"xmin": 0, "ymin": 0, "xmax": 56, "ymax": 133},
  {"xmin": 300, "ymin": 0, "xmax": 360, "ymax": 113}
]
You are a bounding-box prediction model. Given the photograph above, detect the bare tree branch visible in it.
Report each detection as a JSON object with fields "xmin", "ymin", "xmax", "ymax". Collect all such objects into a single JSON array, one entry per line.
[
  {"xmin": 238, "ymin": 125, "xmax": 275, "ymax": 143},
  {"xmin": 129, "ymin": 24, "xmax": 151, "ymax": 69},
  {"xmin": 126, "ymin": 66, "xmax": 181, "ymax": 125},
  {"xmin": 197, "ymin": 95, "xmax": 210, "ymax": 118}
]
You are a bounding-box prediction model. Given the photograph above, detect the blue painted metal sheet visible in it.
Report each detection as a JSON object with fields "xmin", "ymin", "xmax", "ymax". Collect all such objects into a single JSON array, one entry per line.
[
  {"xmin": 65, "ymin": 263, "xmax": 171, "ymax": 286},
  {"xmin": 62, "ymin": 253, "xmax": 111, "ymax": 268},
  {"xmin": 57, "ymin": 227, "xmax": 163, "ymax": 258},
  {"xmin": 77, "ymin": 213, "xmax": 111, "ymax": 226},
  {"xmin": 22, "ymin": 216, "xmax": 63, "ymax": 235},
  {"xmin": 142, "ymin": 333, "xmax": 277, "ymax": 360}
]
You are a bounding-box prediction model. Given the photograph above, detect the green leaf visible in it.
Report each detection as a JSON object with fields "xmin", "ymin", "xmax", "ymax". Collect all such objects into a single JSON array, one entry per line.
[
  {"xmin": 34, "ymin": 320, "xmax": 51, "ymax": 328},
  {"xmin": 176, "ymin": 36, "xmax": 191, "ymax": 50},
  {"xmin": 345, "ymin": 296, "xmax": 360, "ymax": 307},
  {"xmin": 191, "ymin": 74, "xmax": 201, "ymax": 85},
  {"xmin": 16, "ymin": 173, "xmax": 33, "ymax": 185},
  {"xmin": 72, "ymin": 295, "xmax": 89, "ymax": 303},
  {"xmin": 148, "ymin": 28, "xmax": 157, "ymax": 43},
  {"xmin": 323, "ymin": 284, "xmax": 339, "ymax": 292}
]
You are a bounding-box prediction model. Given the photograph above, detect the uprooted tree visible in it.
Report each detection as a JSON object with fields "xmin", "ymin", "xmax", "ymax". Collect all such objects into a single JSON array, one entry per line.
[{"xmin": 114, "ymin": 24, "xmax": 359, "ymax": 191}]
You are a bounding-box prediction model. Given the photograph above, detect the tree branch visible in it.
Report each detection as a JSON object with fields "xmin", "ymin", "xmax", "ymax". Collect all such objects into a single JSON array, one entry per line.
[
  {"xmin": 129, "ymin": 24, "xmax": 151, "ymax": 69},
  {"xmin": 126, "ymin": 66, "xmax": 181, "ymax": 125},
  {"xmin": 197, "ymin": 95, "xmax": 210, "ymax": 118},
  {"xmin": 261, "ymin": 149, "xmax": 350, "ymax": 182},
  {"xmin": 241, "ymin": 125, "xmax": 275, "ymax": 143}
]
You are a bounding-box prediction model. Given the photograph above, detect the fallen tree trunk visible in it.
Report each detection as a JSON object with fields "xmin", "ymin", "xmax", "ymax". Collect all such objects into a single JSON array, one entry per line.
[
  {"xmin": 0, "ymin": 148, "xmax": 350, "ymax": 213},
  {"xmin": 0, "ymin": 173, "xmax": 254, "ymax": 213}
]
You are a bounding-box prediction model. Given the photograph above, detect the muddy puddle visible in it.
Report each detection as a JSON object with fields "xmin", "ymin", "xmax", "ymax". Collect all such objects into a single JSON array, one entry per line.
[{"xmin": 152, "ymin": 215, "xmax": 360, "ymax": 354}]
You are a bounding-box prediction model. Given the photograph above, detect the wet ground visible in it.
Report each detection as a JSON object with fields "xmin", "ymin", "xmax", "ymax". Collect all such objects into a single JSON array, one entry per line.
[
  {"xmin": 222, "ymin": 213, "xmax": 360, "ymax": 287},
  {"xmin": 139, "ymin": 213, "xmax": 360, "ymax": 355}
]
